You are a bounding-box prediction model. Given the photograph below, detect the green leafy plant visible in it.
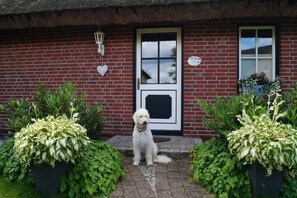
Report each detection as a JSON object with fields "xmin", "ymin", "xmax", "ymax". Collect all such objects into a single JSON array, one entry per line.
[
  {"xmin": 283, "ymin": 82, "xmax": 297, "ymax": 128},
  {"xmin": 76, "ymin": 103, "xmax": 105, "ymax": 140},
  {"xmin": 197, "ymin": 95, "xmax": 270, "ymax": 139},
  {"xmin": 0, "ymin": 139, "xmax": 33, "ymax": 184},
  {"xmin": 197, "ymin": 95, "xmax": 244, "ymax": 139},
  {"xmin": 227, "ymin": 93, "xmax": 297, "ymax": 175},
  {"xmin": 0, "ymin": 98, "xmax": 36, "ymax": 134},
  {"xmin": 281, "ymin": 167, "xmax": 297, "ymax": 197},
  {"xmin": 0, "ymin": 82, "xmax": 106, "ymax": 139},
  {"xmin": 60, "ymin": 141, "xmax": 125, "ymax": 197},
  {"xmin": 190, "ymin": 139, "xmax": 252, "ymax": 197},
  {"xmin": 13, "ymin": 114, "xmax": 90, "ymax": 167}
]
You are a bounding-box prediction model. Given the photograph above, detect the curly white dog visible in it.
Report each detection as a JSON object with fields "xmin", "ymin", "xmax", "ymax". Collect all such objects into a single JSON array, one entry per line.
[{"xmin": 132, "ymin": 108, "xmax": 172, "ymax": 166}]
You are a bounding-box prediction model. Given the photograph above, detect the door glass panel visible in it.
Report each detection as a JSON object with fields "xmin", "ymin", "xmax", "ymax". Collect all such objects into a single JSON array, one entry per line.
[
  {"xmin": 160, "ymin": 40, "xmax": 176, "ymax": 58},
  {"xmin": 259, "ymin": 59, "xmax": 272, "ymax": 79},
  {"xmin": 141, "ymin": 32, "xmax": 177, "ymax": 84},
  {"xmin": 241, "ymin": 30, "xmax": 256, "ymax": 57},
  {"xmin": 160, "ymin": 59, "xmax": 176, "ymax": 84},
  {"xmin": 241, "ymin": 59, "xmax": 256, "ymax": 78},
  {"xmin": 258, "ymin": 29, "xmax": 272, "ymax": 57},
  {"xmin": 142, "ymin": 60, "xmax": 158, "ymax": 84},
  {"xmin": 142, "ymin": 41, "xmax": 158, "ymax": 58}
]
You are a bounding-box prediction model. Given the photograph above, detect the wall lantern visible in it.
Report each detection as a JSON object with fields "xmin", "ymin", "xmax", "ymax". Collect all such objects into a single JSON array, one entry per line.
[{"xmin": 94, "ymin": 27, "xmax": 105, "ymax": 56}]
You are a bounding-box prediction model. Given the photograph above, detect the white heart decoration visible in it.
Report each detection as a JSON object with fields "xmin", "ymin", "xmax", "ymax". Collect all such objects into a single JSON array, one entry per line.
[{"xmin": 97, "ymin": 65, "xmax": 108, "ymax": 76}]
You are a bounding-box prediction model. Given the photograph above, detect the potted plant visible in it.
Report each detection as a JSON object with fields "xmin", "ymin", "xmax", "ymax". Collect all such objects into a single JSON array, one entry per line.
[
  {"xmin": 227, "ymin": 93, "xmax": 297, "ymax": 197},
  {"xmin": 238, "ymin": 72, "xmax": 280, "ymax": 95},
  {"xmin": 13, "ymin": 113, "xmax": 90, "ymax": 197}
]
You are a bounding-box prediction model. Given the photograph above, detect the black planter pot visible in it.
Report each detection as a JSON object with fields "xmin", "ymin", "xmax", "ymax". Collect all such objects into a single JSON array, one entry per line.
[
  {"xmin": 31, "ymin": 161, "xmax": 68, "ymax": 198},
  {"xmin": 248, "ymin": 162, "xmax": 284, "ymax": 198}
]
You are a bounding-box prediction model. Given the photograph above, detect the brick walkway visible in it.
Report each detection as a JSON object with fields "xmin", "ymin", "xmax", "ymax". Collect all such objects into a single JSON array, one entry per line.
[{"xmin": 110, "ymin": 155, "xmax": 213, "ymax": 198}]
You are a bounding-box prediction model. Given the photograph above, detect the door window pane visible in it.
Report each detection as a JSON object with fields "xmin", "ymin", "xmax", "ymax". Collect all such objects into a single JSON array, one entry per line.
[
  {"xmin": 160, "ymin": 40, "xmax": 176, "ymax": 58},
  {"xmin": 141, "ymin": 32, "xmax": 177, "ymax": 84},
  {"xmin": 142, "ymin": 41, "xmax": 158, "ymax": 58},
  {"xmin": 160, "ymin": 59, "xmax": 176, "ymax": 84},
  {"xmin": 142, "ymin": 60, "xmax": 158, "ymax": 83}
]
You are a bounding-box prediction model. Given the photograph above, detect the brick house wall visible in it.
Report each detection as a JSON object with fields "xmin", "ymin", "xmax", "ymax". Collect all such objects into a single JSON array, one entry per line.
[{"xmin": 1, "ymin": 18, "xmax": 297, "ymax": 138}]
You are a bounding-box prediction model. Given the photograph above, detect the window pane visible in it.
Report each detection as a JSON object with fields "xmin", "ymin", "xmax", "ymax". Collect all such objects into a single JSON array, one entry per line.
[
  {"xmin": 259, "ymin": 59, "xmax": 272, "ymax": 80},
  {"xmin": 160, "ymin": 59, "xmax": 176, "ymax": 84},
  {"xmin": 160, "ymin": 40, "xmax": 176, "ymax": 58},
  {"xmin": 241, "ymin": 59, "xmax": 256, "ymax": 78},
  {"xmin": 142, "ymin": 60, "xmax": 158, "ymax": 83},
  {"xmin": 258, "ymin": 29, "xmax": 272, "ymax": 57},
  {"xmin": 142, "ymin": 41, "xmax": 158, "ymax": 58},
  {"xmin": 241, "ymin": 30, "xmax": 256, "ymax": 57}
]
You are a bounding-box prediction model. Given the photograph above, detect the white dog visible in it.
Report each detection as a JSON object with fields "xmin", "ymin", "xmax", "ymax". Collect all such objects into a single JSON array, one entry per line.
[{"xmin": 132, "ymin": 108, "xmax": 172, "ymax": 166}]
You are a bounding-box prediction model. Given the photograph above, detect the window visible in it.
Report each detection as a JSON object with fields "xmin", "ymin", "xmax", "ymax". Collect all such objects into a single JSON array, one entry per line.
[
  {"xmin": 239, "ymin": 26, "xmax": 276, "ymax": 80},
  {"xmin": 141, "ymin": 33, "xmax": 177, "ymax": 84}
]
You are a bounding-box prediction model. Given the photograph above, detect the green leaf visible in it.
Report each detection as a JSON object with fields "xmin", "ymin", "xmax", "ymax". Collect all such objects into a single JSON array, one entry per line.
[
  {"xmin": 240, "ymin": 147, "xmax": 250, "ymax": 159},
  {"xmin": 49, "ymin": 145, "xmax": 55, "ymax": 156}
]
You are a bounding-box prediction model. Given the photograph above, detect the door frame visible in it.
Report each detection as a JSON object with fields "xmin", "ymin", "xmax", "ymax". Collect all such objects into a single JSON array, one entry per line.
[{"xmin": 134, "ymin": 27, "xmax": 183, "ymax": 135}]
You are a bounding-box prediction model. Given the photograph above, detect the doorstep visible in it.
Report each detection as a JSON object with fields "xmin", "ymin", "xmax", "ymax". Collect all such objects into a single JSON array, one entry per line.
[{"xmin": 106, "ymin": 135, "xmax": 203, "ymax": 157}]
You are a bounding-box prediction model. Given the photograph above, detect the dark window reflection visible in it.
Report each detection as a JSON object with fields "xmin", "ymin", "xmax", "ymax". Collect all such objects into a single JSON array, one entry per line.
[{"xmin": 141, "ymin": 32, "xmax": 177, "ymax": 84}]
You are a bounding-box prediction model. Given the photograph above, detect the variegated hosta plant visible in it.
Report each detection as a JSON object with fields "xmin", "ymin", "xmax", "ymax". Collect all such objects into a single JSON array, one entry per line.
[
  {"xmin": 227, "ymin": 93, "xmax": 297, "ymax": 176},
  {"xmin": 13, "ymin": 114, "xmax": 90, "ymax": 167}
]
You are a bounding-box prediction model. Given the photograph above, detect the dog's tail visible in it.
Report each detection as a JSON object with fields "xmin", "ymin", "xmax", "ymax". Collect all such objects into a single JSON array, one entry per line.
[{"xmin": 154, "ymin": 155, "xmax": 172, "ymax": 164}]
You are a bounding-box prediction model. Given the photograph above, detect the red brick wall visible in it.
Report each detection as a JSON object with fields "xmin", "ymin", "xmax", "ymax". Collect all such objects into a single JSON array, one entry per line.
[
  {"xmin": 183, "ymin": 20, "xmax": 238, "ymax": 138},
  {"xmin": 1, "ymin": 18, "xmax": 297, "ymax": 138},
  {"xmin": 279, "ymin": 18, "xmax": 297, "ymax": 91},
  {"xmin": 0, "ymin": 26, "xmax": 135, "ymax": 137}
]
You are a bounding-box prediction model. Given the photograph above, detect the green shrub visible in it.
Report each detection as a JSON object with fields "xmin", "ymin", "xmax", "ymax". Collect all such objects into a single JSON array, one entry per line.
[
  {"xmin": 0, "ymin": 82, "xmax": 106, "ymax": 139},
  {"xmin": 197, "ymin": 95, "xmax": 267, "ymax": 139},
  {"xmin": 76, "ymin": 103, "xmax": 105, "ymax": 140},
  {"xmin": 60, "ymin": 141, "xmax": 125, "ymax": 197},
  {"xmin": 0, "ymin": 139, "xmax": 33, "ymax": 184},
  {"xmin": 283, "ymin": 82, "xmax": 297, "ymax": 127},
  {"xmin": 0, "ymin": 98, "xmax": 36, "ymax": 134},
  {"xmin": 1, "ymin": 140, "xmax": 125, "ymax": 197},
  {"xmin": 14, "ymin": 115, "xmax": 90, "ymax": 167},
  {"xmin": 197, "ymin": 96, "xmax": 243, "ymax": 139},
  {"xmin": 190, "ymin": 139, "xmax": 252, "ymax": 198},
  {"xmin": 281, "ymin": 167, "xmax": 297, "ymax": 197}
]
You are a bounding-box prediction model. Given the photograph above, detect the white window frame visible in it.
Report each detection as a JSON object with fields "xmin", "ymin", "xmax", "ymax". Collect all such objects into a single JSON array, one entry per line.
[{"xmin": 238, "ymin": 26, "xmax": 276, "ymax": 80}]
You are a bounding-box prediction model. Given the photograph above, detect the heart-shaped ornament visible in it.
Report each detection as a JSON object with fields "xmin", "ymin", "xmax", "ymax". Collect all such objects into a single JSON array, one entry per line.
[{"xmin": 97, "ymin": 65, "xmax": 108, "ymax": 76}]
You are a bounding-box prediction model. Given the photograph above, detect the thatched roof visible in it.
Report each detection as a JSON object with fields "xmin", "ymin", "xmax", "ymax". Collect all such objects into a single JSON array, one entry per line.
[
  {"xmin": 0, "ymin": 0, "xmax": 210, "ymax": 15},
  {"xmin": 0, "ymin": 0, "xmax": 296, "ymax": 29}
]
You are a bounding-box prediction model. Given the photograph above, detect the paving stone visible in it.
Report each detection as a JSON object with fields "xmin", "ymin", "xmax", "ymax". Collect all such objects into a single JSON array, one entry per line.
[{"xmin": 109, "ymin": 136, "xmax": 213, "ymax": 198}]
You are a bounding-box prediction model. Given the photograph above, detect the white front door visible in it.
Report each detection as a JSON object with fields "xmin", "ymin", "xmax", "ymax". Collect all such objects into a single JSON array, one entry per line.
[{"xmin": 136, "ymin": 27, "xmax": 182, "ymax": 133}]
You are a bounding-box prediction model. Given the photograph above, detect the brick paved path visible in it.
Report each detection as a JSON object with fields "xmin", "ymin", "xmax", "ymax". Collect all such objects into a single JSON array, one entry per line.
[{"xmin": 110, "ymin": 155, "xmax": 213, "ymax": 198}]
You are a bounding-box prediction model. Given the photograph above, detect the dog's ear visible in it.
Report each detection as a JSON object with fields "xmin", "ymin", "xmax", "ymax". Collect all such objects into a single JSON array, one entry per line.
[{"xmin": 132, "ymin": 111, "xmax": 138, "ymax": 124}]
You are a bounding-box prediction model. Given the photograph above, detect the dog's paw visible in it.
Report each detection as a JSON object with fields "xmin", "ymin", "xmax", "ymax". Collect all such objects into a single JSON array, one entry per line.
[
  {"xmin": 147, "ymin": 162, "xmax": 153, "ymax": 166},
  {"xmin": 133, "ymin": 161, "xmax": 139, "ymax": 166}
]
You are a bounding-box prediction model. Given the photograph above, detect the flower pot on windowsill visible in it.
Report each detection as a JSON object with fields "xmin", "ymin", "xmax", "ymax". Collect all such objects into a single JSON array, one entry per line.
[
  {"xmin": 248, "ymin": 161, "xmax": 284, "ymax": 198},
  {"xmin": 242, "ymin": 85, "xmax": 265, "ymax": 95},
  {"xmin": 31, "ymin": 161, "xmax": 68, "ymax": 197}
]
